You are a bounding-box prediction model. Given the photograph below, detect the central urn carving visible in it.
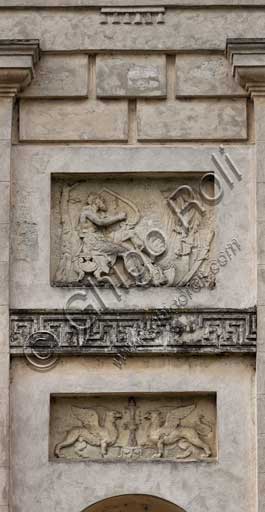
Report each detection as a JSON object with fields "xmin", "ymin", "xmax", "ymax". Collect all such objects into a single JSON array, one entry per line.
[
  {"xmin": 50, "ymin": 394, "xmax": 217, "ymax": 462},
  {"xmin": 51, "ymin": 175, "xmax": 215, "ymax": 288}
]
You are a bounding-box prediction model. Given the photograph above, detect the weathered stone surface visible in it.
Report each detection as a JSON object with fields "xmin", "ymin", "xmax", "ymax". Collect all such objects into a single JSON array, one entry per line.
[
  {"xmin": 0, "ymin": 55, "xmax": 32, "ymax": 69},
  {"xmin": 176, "ymin": 55, "xmax": 245, "ymax": 96},
  {"xmin": 258, "ymin": 473, "xmax": 265, "ymax": 511},
  {"xmin": 257, "ymin": 306, "xmax": 265, "ymax": 352},
  {"xmin": 0, "ymin": 468, "xmax": 8, "ymax": 506},
  {"xmin": 96, "ymin": 55, "xmax": 166, "ymax": 98},
  {"xmin": 0, "ymin": 308, "xmax": 9, "ymax": 353},
  {"xmin": 257, "ymin": 352, "xmax": 265, "ymax": 394},
  {"xmin": 258, "ymin": 266, "xmax": 265, "ymax": 306},
  {"xmin": 257, "ymin": 394, "xmax": 265, "ymax": 432},
  {"xmin": 0, "ymin": 355, "xmax": 9, "ymax": 389},
  {"xmin": 0, "ymin": 143, "xmax": 10, "ymax": 182},
  {"xmin": 256, "ymin": 143, "xmax": 265, "ymax": 182},
  {"xmin": 19, "ymin": 99, "xmax": 128, "ymax": 141},
  {"xmin": 137, "ymin": 99, "xmax": 247, "ymax": 140},
  {"xmin": 258, "ymin": 222, "xmax": 265, "ymax": 265},
  {"xmin": 11, "ymin": 356, "xmax": 256, "ymax": 512},
  {"xmin": 0, "ymin": 226, "xmax": 9, "ymax": 265},
  {"xmin": 0, "ymin": 100, "xmax": 12, "ymax": 140},
  {"xmin": 0, "ymin": 9, "xmax": 265, "ymax": 51},
  {"xmin": 0, "ymin": 395, "xmax": 9, "ymax": 466},
  {"xmin": 0, "ymin": 184, "xmax": 9, "ymax": 226},
  {"xmin": 0, "ymin": 1, "xmax": 265, "ymax": 7},
  {"xmin": 258, "ymin": 436, "xmax": 265, "ymax": 473},
  {"xmin": 253, "ymin": 97, "xmax": 265, "ymax": 142},
  {"xmin": 0, "ymin": 263, "xmax": 9, "ymax": 306},
  {"xmin": 21, "ymin": 54, "xmax": 89, "ymax": 98},
  {"xmin": 257, "ymin": 182, "xmax": 265, "ymax": 220}
]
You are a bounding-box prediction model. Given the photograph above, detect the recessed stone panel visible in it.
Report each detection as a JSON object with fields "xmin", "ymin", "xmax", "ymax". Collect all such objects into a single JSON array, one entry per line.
[
  {"xmin": 137, "ymin": 99, "xmax": 247, "ymax": 140},
  {"xmin": 176, "ymin": 55, "xmax": 245, "ymax": 96},
  {"xmin": 50, "ymin": 393, "xmax": 217, "ymax": 462},
  {"xmin": 51, "ymin": 174, "xmax": 215, "ymax": 288},
  {"xmin": 19, "ymin": 99, "xmax": 128, "ymax": 141},
  {"xmin": 20, "ymin": 54, "xmax": 89, "ymax": 98},
  {"xmin": 96, "ymin": 55, "xmax": 166, "ymax": 97}
]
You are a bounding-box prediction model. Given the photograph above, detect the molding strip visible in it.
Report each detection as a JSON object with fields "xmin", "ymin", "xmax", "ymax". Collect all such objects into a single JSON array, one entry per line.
[
  {"xmin": 10, "ymin": 308, "xmax": 256, "ymax": 356},
  {"xmin": 1, "ymin": 1, "xmax": 265, "ymax": 6}
]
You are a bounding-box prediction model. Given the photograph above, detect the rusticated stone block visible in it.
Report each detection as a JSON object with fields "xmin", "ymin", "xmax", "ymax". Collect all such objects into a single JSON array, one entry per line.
[
  {"xmin": 137, "ymin": 99, "xmax": 247, "ymax": 140},
  {"xmin": 21, "ymin": 54, "xmax": 89, "ymax": 98},
  {"xmin": 176, "ymin": 55, "xmax": 245, "ymax": 96},
  {"xmin": 96, "ymin": 55, "xmax": 166, "ymax": 97},
  {"xmin": 19, "ymin": 99, "xmax": 128, "ymax": 141}
]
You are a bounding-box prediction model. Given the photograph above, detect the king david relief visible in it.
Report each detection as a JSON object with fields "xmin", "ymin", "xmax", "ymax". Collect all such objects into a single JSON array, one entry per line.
[{"xmin": 51, "ymin": 175, "xmax": 215, "ymax": 288}]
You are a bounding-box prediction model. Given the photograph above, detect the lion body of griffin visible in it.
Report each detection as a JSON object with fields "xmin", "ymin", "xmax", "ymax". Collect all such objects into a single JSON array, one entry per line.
[
  {"xmin": 143, "ymin": 404, "xmax": 212, "ymax": 459},
  {"xmin": 54, "ymin": 406, "xmax": 122, "ymax": 458}
]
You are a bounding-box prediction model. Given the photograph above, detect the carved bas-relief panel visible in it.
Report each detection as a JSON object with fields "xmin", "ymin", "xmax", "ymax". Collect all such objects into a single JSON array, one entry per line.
[
  {"xmin": 50, "ymin": 394, "xmax": 217, "ymax": 462},
  {"xmin": 51, "ymin": 175, "xmax": 215, "ymax": 288}
]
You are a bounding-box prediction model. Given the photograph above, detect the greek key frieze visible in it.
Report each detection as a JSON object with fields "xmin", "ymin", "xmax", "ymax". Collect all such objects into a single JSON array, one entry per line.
[{"xmin": 10, "ymin": 309, "xmax": 256, "ymax": 355}]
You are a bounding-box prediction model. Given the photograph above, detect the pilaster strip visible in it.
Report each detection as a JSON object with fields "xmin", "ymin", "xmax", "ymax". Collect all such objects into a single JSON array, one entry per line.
[
  {"xmin": 0, "ymin": 39, "xmax": 40, "ymax": 512},
  {"xmin": 226, "ymin": 38, "xmax": 265, "ymax": 512}
]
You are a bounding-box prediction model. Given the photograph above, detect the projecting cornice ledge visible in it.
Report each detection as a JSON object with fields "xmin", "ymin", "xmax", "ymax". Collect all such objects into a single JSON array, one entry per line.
[
  {"xmin": 0, "ymin": 40, "xmax": 40, "ymax": 97},
  {"xmin": 226, "ymin": 38, "xmax": 265, "ymax": 98}
]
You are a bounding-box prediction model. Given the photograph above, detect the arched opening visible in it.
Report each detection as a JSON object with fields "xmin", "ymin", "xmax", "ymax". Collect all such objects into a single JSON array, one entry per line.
[{"xmin": 81, "ymin": 494, "xmax": 187, "ymax": 512}]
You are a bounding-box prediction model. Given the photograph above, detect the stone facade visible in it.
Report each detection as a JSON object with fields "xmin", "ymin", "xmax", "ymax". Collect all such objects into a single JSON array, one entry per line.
[{"xmin": 0, "ymin": 2, "xmax": 265, "ymax": 512}]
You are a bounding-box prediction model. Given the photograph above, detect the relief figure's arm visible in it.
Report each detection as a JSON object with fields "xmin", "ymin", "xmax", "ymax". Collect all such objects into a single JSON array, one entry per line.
[{"xmin": 80, "ymin": 209, "xmax": 127, "ymax": 226}]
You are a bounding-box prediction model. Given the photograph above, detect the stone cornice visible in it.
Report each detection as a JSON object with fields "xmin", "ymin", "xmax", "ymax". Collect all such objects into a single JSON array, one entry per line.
[
  {"xmin": 226, "ymin": 38, "xmax": 265, "ymax": 97},
  {"xmin": 1, "ymin": 0, "xmax": 265, "ymax": 6},
  {"xmin": 0, "ymin": 40, "xmax": 40, "ymax": 97}
]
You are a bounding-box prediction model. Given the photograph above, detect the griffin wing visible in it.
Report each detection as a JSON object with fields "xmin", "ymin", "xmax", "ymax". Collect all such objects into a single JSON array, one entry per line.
[
  {"xmin": 71, "ymin": 406, "xmax": 100, "ymax": 431},
  {"xmin": 164, "ymin": 405, "xmax": 196, "ymax": 429}
]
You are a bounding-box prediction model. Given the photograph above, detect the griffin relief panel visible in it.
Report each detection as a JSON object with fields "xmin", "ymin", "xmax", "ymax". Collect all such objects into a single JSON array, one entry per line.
[
  {"xmin": 51, "ymin": 174, "xmax": 215, "ymax": 288},
  {"xmin": 50, "ymin": 393, "xmax": 217, "ymax": 462}
]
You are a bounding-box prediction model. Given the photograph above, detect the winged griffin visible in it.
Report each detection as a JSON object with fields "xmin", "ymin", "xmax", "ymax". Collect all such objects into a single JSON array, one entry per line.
[
  {"xmin": 143, "ymin": 404, "xmax": 212, "ymax": 459},
  {"xmin": 54, "ymin": 406, "xmax": 122, "ymax": 458}
]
